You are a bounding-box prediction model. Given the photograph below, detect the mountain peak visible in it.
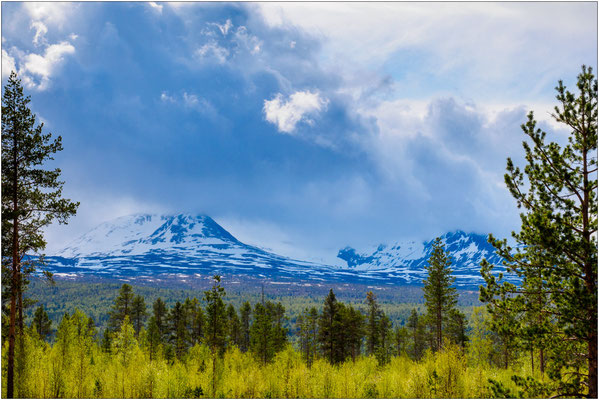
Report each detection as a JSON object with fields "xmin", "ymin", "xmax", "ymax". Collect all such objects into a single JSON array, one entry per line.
[{"xmin": 57, "ymin": 213, "xmax": 239, "ymax": 258}]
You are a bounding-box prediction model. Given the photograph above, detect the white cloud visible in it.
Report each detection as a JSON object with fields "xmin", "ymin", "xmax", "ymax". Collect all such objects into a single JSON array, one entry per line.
[
  {"xmin": 148, "ymin": 2, "xmax": 163, "ymax": 14},
  {"xmin": 196, "ymin": 42, "xmax": 229, "ymax": 64},
  {"xmin": 160, "ymin": 92, "xmax": 175, "ymax": 103},
  {"xmin": 257, "ymin": 3, "xmax": 596, "ymax": 105},
  {"xmin": 217, "ymin": 19, "xmax": 233, "ymax": 35},
  {"xmin": 23, "ymin": 2, "xmax": 76, "ymax": 28},
  {"xmin": 31, "ymin": 21, "xmax": 48, "ymax": 45},
  {"xmin": 19, "ymin": 41, "xmax": 75, "ymax": 90},
  {"xmin": 263, "ymin": 90, "xmax": 328, "ymax": 133},
  {"xmin": 2, "ymin": 50, "xmax": 17, "ymax": 79}
]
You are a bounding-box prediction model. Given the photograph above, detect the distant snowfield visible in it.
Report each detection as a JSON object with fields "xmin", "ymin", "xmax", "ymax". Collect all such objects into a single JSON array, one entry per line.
[{"xmin": 46, "ymin": 213, "xmax": 517, "ymax": 288}]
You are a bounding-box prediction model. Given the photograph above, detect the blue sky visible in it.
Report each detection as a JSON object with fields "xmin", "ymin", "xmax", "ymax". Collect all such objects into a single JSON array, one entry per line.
[{"xmin": 2, "ymin": 2, "xmax": 597, "ymax": 265}]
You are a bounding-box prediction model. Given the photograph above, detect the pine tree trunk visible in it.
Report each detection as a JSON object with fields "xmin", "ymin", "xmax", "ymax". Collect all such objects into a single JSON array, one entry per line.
[{"xmin": 7, "ymin": 168, "xmax": 19, "ymax": 398}]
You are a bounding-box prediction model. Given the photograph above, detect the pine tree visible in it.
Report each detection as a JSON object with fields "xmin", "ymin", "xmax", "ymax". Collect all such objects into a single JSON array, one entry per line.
[
  {"xmin": 445, "ymin": 309, "xmax": 468, "ymax": 348},
  {"xmin": 146, "ymin": 316, "xmax": 162, "ymax": 361},
  {"xmin": 152, "ymin": 297, "xmax": 168, "ymax": 341},
  {"xmin": 131, "ymin": 295, "xmax": 147, "ymax": 337},
  {"xmin": 226, "ymin": 304, "xmax": 241, "ymax": 348},
  {"xmin": 481, "ymin": 66, "xmax": 597, "ymax": 397},
  {"xmin": 107, "ymin": 284, "xmax": 135, "ymax": 333},
  {"xmin": 376, "ymin": 314, "xmax": 393, "ymax": 365},
  {"xmin": 394, "ymin": 325, "xmax": 409, "ymax": 357},
  {"xmin": 423, "ymin": 237, "xmax": 458, "ymax": 352},
  {"xmin": 31, "ymin": 304, "xmax": 52, "ymax": 340},
  {"xmin": 1, "ymin": 71, "xmax": 79, "ymax": 398},
  {"xmin": 239, "ymin": 301, "xmax": 251, "ymax": 352},
  {"xmin": 250, "ymin": 302, "xmax": 275, "ymax": 364},
  {"xmin": 317, "ymin": 289, "xmax": 345, "ymax": 364},
  {"xmin": 296, "ymin": 306, "xmax": 318, "ymax": 367},
  {"xmin": 168, "ymin": 301, "xmax": 188, "ymax": 360},
  {"xmin": 203, "ymin": 275, "xmax": 227, "ymax": 396},
  {"xmin": 342, "ymin": 304, "xmax": 365, "ymax": 362},
  {"xmin": 407, "ymin": 309, "xmax": 427, "ymax": 360},
  {"xmin": 365, "ymin": 291, "xmax": 380, "ymax": 356}
]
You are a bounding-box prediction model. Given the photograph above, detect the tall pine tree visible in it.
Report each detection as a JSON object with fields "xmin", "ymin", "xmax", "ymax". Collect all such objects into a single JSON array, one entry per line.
[
  {"xmin": 423, "ymin": 237, "xmax": 458, "ymax": 352},
  {"xmin": 1, "ymin": 71, "xmax": 78, "ymax": 398},
  {"xmin": 481, "ymin": 65, "xmax": 597, "ymax": 397}
]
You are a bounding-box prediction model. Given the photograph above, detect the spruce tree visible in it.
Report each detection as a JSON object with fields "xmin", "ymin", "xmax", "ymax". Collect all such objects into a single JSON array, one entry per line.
[
  {"xmin": 481, "ymin": 65, "xmax": 597, "ymax": 397},
  {"xmin": 423, "ymin": 237, "xmax": 458, "ymax": 352},
  {"xmin": 1, "ymin": 71, "xmax": 79, "ymax": 398}
]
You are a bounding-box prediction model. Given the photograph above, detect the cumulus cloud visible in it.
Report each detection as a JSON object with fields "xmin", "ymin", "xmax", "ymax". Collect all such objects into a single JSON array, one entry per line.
[
  {"xmin": 263, "ymin": 90, "xmax": 329, "ymax": 133},
  {"xmin": 2, "ymin": 49, "xmax": 17, "ymax": 79},
  {"xmin": 19, "ymin": 41, "xmax": 76, "ymax": 90}
]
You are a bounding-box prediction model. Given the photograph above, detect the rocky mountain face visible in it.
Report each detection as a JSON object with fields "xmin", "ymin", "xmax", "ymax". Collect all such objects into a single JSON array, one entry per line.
[{"xmin": 46, "ymin": 214, "xmax": 514, "ymax": 288}]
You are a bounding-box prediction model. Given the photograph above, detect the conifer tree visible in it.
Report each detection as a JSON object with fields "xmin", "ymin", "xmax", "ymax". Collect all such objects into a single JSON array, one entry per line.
[
  {"xmin": 394, "ymin": 325, "xmax": 409, "ymax": 356},
  {"xmin": 342, "ymin": 304, "xmax": 365, "ymax": 362},
  {"xmin": 168, "ymin": 301, "xmax": 188, "ymax": 359},
  {"xmin": 239, "ymin": 301, "xmax": 251, "ymax": 352},
  {"xmin": 297, "ymin": 306, "xmax": 318, "ymax": 366},
  {"xmin": 365, "ymin": 291, "xmax": 380, "ymax": 356},
  {"xmin": 130, "ymin": 295, "xmax": 147, "ymax": 337},
  {"xmin": 107, "ymin": 284, "xmax": 135, "ymax": 333},
  {"xmin": 31, "ymin": 304, "xmax": 52, "ymax": 340},
  {"xmin": 407, "ymin": 309, "xmax": 427, "ymax": 360},
  {"xmin": 376, "ymin": 314, "xmax": 393, "ymax": 365},
  {"xmin": 152, "ymin": 297, "xmax": 168, "ymax": 341},
  {"xmin": 146, "ymin": 316, "xmax": 162, "ymax": 361},
  {"xmin": 203, "ymin": 275, "xmax": 227, "ymax": 396},
  {"xmin": 423, "ymin": 237, "xmax": 458, "ymax": 352},
  {"xmin": 1, "ymin": 71, "xmax": 79, "ymax": 398},
  {"xmin": 227, "ymin": 304, "xmax": 241, "ymax": 348},
  {"xmin": 317, "ymin": 289, "xmax": 345, "ymax": 364},
  {"xmin": 250, "ymin": 302, "xmax": 275, "ymax": 364},
  {"xmin": 481, "ymin": 66, "xmax": 597, "ymax": 397}
]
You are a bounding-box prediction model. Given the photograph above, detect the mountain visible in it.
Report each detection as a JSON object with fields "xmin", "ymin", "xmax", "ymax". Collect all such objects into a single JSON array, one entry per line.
[
  {"xmin": 337, "ymin": 231, "xmax": 516, "ymax": 286},
  {"xmin": 46, "ymin": 214, "xmax": 356, "ymax": 284},
  {"xmin": 46, "ymin": 214, "xmax": 513, "ymax": 288}
]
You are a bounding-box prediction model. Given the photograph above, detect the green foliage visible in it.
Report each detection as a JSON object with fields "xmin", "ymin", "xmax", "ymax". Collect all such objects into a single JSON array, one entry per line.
[{"xmin": 481, "ymin": 66, "xmax": 598, "ymax": 397}]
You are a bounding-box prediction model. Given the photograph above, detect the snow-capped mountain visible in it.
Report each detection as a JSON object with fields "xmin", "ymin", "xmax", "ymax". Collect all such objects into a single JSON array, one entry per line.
[
  {"xmin": 46, "ymin": 214, "xmax": 512, "ymax": 288},
  {"xmin": 337, "ymin": 231, "xmax": 514, "ymax": 286},
  {"xmin": 47, "ymin": 214, "xmax": 357, "ymax": 283}
]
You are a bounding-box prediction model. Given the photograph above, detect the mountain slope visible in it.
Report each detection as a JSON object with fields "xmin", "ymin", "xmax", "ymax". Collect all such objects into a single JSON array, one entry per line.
[
  {"xmin": 46, "ymin": 214, "xmax": 513, "ymax": 288},
  {"xmin": 337, "ymin": 231, "xmax": 515, "ymax": 286}
]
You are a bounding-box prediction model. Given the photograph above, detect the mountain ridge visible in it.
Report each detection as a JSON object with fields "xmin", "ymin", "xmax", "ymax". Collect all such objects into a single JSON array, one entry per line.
[{"xmin": 46, "ymin": 213, "xmax": 515, "ymax": 288}]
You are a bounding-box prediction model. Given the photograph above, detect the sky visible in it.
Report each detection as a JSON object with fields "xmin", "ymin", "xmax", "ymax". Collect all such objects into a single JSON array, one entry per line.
[{"xmin": 1, "ymin": 2, "xmax": 597, "ymax": 265}]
